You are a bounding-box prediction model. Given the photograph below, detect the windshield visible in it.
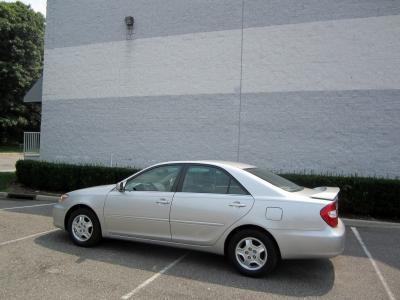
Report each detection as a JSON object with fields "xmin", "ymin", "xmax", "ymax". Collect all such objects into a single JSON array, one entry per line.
[{"xmin": 244, "ymin": 168, "xmax": 303, "ymax": 192}]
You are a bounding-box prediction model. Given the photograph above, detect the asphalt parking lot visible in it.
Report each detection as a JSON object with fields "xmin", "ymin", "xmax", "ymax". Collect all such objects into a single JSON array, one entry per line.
[{"xmin": 0, "ymin": 198, "xmax": 399, "ymax": 300}]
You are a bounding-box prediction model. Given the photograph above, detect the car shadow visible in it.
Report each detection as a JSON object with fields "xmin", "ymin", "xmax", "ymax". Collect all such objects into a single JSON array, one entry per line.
[{"xmin": 34, "ymin": 230, "xmax": 335, "ymax": 297}]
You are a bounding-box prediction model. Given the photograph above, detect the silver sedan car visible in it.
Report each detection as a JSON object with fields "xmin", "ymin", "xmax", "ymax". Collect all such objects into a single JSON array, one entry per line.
[{"xmin": 53, "ymin": 160, "xmax": 345, "ymax": 277}]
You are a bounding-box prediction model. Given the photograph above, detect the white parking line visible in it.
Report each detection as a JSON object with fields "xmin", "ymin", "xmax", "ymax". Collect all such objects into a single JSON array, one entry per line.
[
  {"xmin": 0, "ymin": 203, "xmax": 55, "ymax": 210},
  {"xmin": 351, "ymin": 227, "xmax": 396, "ymax": 300},
  {"xmin": 0, "ymin": 229, "xmax": 60, "ymax": 247},
  {"xmin": 121, "ymin": 253, "xmax": 188, "ymax": 299}
]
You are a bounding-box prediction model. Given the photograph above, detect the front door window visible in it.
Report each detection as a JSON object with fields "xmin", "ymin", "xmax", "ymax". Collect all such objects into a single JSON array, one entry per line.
[{"xmin": 125, "ymin": 165, "xmax": 181, "ymax": 192}]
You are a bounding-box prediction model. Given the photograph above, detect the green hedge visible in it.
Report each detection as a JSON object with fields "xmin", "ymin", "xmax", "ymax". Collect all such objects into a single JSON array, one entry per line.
[
  {"xmin": 0, "ymin": 172, "xmax": 15, "ymax": 191},
  {"xmin": 15, "ymin": 160, "xmax": 400, "ymax": 220},
  {"xmin": 280, "ymin": 173, "xmax": 400, "ymax": 221},
  {"xmin": 15, "ymin": 160, "xmax": 139, "ymax": 192}
]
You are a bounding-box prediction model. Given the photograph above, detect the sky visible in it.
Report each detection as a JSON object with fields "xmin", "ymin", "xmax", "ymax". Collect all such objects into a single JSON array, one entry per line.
[{"xmin": 3, "ymin": 0, "xmax": 47, "ymax": 16}]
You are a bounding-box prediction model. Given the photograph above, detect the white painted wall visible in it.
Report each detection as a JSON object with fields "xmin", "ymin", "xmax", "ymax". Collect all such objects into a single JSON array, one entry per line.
[
  {"xmin": 43, "ymin": 15, "xmax": 400, "ymax": 101},
  {"xmin": 40, "ymin": 0, "xmax": 400, "ymax": 177},
  {"xmin": 43, "ymin": 30, "xmax": 242, "ymax": 101},
  {"xmin": 242, "ymin": 15, "xmax": 400, "ymax": 93}
]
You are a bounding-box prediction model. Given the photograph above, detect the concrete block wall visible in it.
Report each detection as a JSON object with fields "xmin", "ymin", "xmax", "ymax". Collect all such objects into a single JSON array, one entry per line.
[{"xmin": 40, "ymin": 0, "xmax": 400, "ymax": 177}]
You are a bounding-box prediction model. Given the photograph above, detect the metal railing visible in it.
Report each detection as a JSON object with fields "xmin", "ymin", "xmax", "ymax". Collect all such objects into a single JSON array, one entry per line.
[{"xmin": 23, "ymin": 132, "xmax": 40, "ymax": 158}]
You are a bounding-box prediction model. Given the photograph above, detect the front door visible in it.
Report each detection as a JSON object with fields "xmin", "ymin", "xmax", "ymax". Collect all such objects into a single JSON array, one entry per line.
[
  {"xmin": 170, "ymin": 165, "xmax": 254, "ymax": 245},
  {"xmin": 104, "ymin": 164, "xmax": 182, "ymax": 241}
]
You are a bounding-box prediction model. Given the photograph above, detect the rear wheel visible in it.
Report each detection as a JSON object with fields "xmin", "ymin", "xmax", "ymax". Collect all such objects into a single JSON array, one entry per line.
[
  {"xmin": 227, "ymin": 229, "xmax": 278, "ymax": 277},
  {"xmin": 67, "ymin": 208, "xmax": 102, "ymax": 247}
]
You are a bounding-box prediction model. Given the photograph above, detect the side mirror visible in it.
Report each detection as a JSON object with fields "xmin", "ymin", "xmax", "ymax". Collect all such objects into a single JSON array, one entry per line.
[{"xmin": 116, "ymin": 181, "xmax": 125, "ymax": 192}]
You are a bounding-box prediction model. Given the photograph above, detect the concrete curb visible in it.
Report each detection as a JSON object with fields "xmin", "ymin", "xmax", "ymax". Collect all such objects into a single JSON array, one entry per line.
[
  {"xmin": 36, "ymin": 195, "xmax": 60, "ymax": 202},
  {"xmin": 342, "ymin": 218, "xmax": 400, "ymax": 229},
  {"xmin": 0, "ymin": 192, "xmax": 59, "ymax": 202}
]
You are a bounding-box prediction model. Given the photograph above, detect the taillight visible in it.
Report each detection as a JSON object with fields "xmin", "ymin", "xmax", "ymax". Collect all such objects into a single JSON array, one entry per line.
[{"xmin": 320, "ymin": 202, "xmax": 338, "ymax": 227}]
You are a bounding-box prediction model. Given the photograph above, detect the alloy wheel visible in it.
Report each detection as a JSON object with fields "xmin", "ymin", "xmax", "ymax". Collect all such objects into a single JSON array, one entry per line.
[
  {"xmin": 235, "ymin": 237, "xmax": 268, "ymax": 271},
  {"xmin": 71, "ymin": 214, "xmax": 93, "ymax": 242}
]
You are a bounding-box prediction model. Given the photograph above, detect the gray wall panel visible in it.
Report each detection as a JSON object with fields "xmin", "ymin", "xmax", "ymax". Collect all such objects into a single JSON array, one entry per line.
[
  {"xmin": 244, "ymin": 0, "xmax": 400, "ymax": 28},
  {"xmin": 40, "ymin": 94, "xmax": 240, "ymax": 168},
  {"xmin": 45, "ymin": 0, "xmax": 400, "ymax": 49},
  {"xmin": 40, "ymin": 90, "xmax": 400, "ymax": 177},
  {"xmin": 239, "ymin": 90, "xmax": 400, "ymax": 177},
  {"xmin": 45, "ymin": 0, "xmax": 242, "ymax": 49}
]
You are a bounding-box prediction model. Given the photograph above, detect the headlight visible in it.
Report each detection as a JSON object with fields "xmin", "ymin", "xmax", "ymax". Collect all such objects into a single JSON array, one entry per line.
[{"xmin": 59, "ymin": 194, "xmax": 69, "ymax": 203}]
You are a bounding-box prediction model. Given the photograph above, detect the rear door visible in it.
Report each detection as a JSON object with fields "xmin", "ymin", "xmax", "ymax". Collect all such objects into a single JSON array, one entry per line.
[{"xmin": 170, "ymin": 164, "xmax": 254, "ymax": 246}]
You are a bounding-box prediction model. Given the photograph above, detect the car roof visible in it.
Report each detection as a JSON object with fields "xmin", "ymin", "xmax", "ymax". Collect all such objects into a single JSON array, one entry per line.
[{"xmin": 155, "ymin": 160, "xmax": 256, "ymax": 170}]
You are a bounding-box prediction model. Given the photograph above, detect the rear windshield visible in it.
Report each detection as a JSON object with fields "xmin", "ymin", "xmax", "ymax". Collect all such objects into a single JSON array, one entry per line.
[{"xmin": 244, "ymin": 168, "xmax": 303, "ymax": 192}]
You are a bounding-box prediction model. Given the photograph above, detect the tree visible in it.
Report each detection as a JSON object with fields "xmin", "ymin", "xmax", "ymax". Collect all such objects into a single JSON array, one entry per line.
[{"xmin": 0, "ymin": 1, "xmax": 44, "ymax": 144}]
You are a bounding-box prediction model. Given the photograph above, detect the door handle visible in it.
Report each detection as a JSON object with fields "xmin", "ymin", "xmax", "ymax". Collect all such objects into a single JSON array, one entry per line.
[
  {"xmin": 229, "ymin": 201, "xmax": 246, "ymax": 208},
  {"xmin": 156, "ymin": 198, "xmax": 170, "ymax": 205}
]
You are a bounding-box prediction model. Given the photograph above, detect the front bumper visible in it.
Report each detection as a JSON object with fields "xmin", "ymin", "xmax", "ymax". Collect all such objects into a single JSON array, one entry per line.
[
  {"xmin": 271, "ymin": 219, "xmax": 346, "ymax": 259},
  {"xmin": 53, "ymin": 203, "xmax": 67, "ymax": 230}
]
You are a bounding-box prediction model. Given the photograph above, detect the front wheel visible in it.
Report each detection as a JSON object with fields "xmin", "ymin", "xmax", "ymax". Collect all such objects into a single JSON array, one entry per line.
[
  {"xmin": 67, "ymin": 208, "xmax": 102, "ymax": 247},
  {"xmin": 227, "ymin": 229, "xmax": 279, "ymax": 277}
]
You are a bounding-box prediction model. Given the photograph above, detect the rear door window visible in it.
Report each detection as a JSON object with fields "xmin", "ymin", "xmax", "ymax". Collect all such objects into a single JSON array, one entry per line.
[{"xmin": 181, "ymin": 165, "xmax": 247, "ymax": 195}]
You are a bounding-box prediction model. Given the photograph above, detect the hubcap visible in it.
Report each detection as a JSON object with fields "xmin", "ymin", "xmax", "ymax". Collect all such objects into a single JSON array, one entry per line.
[
  {"xmin": 71, "ymin": 214, "xmax": 93, "ymax": 242},
  {"xmin": 235, "ymin": 237, "xmax": 267, "ymax": 271}
]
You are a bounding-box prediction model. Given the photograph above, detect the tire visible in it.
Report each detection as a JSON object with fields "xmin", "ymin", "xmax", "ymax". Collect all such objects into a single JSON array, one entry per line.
[
  {"xmin": 67, "ymin": 208, "xmax": 102, "ymax": 247},
  {"xmin": 227, "ymin": 229, "xmax": 279, "ymax": 277}
]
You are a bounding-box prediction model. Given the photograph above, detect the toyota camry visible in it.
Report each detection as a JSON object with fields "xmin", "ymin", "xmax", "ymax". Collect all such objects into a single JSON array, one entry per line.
[{"xmin": 53, "ymin": 160, "xmax": 345, "ymax": 277}]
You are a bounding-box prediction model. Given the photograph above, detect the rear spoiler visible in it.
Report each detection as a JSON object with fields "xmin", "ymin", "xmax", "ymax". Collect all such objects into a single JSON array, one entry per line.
[{"xmin": 310, "ymin": 187, "xmax": 340, "ymax": 201}]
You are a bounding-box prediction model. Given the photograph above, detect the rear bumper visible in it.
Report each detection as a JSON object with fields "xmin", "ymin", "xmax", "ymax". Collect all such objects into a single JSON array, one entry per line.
[
  {"xmin": 271, "ymin": 219, "xmax": 346, "ymax": 259},
  {"xmin": 53, "ymin": 203, "xmax": 67, "ymax": 230}
]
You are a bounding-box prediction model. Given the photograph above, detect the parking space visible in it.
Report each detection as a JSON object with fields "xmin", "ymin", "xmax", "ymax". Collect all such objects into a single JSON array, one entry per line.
[
  {"xmin": 354, "ymin": 227, "xmax": 400, "ymax": 299},
  {"xmin": 0, "ymin": 198, "xmax": 399, "ymax": 299},
  {"xmin": 0, "ymin": 200, "xmax": 55, "ymax": 244}
]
